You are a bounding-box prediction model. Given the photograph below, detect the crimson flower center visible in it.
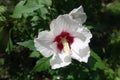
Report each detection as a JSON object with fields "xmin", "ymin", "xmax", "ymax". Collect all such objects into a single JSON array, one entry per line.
[{"xmin": 53, "ymin": 31, "xmax": 74, "ymax": 52}]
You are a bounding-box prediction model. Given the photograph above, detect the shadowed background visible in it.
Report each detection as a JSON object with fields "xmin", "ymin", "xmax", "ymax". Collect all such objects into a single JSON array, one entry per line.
[{"xmin": 0, "ymin": 0, "xmax": 120, "ymax": 80}]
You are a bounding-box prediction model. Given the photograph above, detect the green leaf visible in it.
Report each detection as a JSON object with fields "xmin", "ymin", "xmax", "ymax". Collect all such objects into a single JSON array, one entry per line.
[
  {"xmin": 110, "ymin": 30, "xmax": 120, "ymax": 44},
  {"xmin": 12, "ymin": 0, "xmax": 52, "ymax": 18},
  {"xmin": 0, "ymin": 58, "xmax": 4, "ymax": 65},
  {"xmin": 37, "ymin": 0, "xmax": 52, "ymax": 6},
  {"xmin": 115, "ymin": 77, "xmax": 120, "ymax": 80},
  {"xmin": 0, "ymin": 16, "xmax": 6, "ymax": 21},
  {"xmin": 39, "ymin": 7, "xmax": 48, "ymax": 19},
  {"xmin": 0, "ymin": 5, "xmax": 7, "ymax": 13},
  {"xmin": 84, "ymin": 25, "xmax": 94, "ymax": 29},
  {"xmin": 117, "ymin": 68, "xmax": 120, "ymax": 77},
  {"xmin": 0, "ymin": 26, "xmax": 4, "ymax": 32},
  {"xmin": 33, "ymin": 57, "xmax": 51, "ymax": 72},
  {"xmin": 105, "ymin": 0, "xmax": 120, "ymax": 15},
  {"xmin": 29, "ymin": 51, "xmax": 40, "ymax": 58},
  {"xmin": 88, "ymin": 50, "xmax": 105, "ymax": 70},
  {"xmin": 94, "ymin": 61, "xmax": 105, "ymax": 70},
  {"xmin": 17, "ymin": 40, "xmax": 35, "ymax": 51},
  {"xmin": 31, "ymin": 16, "xmax": 39, "ymax": 21},
  {"xmin": 90, "ymin": 50, "xmax": 101, "ymax": 62},
  {"xmin": 11, "ymin": 1, "xmax": 25, "ymax": 18},
  {"xmin": 12, "ymin": 0, "xmax": 43, "ymax": 18},
  {"xmin": 5, "ymin": 37, "xmax": 13, "ymax": 54}
]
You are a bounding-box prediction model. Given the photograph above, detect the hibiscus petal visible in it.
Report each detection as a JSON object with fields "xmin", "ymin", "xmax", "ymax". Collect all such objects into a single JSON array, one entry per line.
[
  {"xmin": 50, "ymin": 15, "xmax": 80, "ymax": 36},
  {"xmin": 69, "ymin": 6, "xmax": 87, "ymax": 24},
  {"xmin": 34, "ymin": 31, "xmax": 54, "ymax": 57},
  {"xmin": 50, "ymin": 52, "xmax": 71, "ymax": 69},
  {"xmin": 71, "ymin": 49, "xmax": 90, "ymax": 63},
  {"xmin": 72, "ymin": 27, "xmax": 92, "ymax": 44},
  {"xmin": 80, "ymin": 27, "xmax": 92, "ymax": 38},
  {"xmin": 71, "ymin": 38, "xmax": 90, "ymax": 63},
  {"xmin": 71, "ymin": 38, "xmax": 88, "ymax": 50}
]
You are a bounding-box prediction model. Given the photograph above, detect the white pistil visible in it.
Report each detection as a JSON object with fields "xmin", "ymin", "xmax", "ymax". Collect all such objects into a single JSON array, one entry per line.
[{"xmin": 61, "ymin": 38, "xmax": 70, "ymax": 53}]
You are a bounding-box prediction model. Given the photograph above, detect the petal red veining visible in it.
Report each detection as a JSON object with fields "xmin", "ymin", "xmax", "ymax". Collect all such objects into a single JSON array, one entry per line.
[{"xmin": 53, "ymin": 31, "xmax": 74, "ymax": 51}]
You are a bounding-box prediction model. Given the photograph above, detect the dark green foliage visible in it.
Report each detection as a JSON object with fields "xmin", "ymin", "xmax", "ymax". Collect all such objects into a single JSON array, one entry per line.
[
  {"xmin": 17, "ymin": 40, "xmax": 35, "ymax": 51},
  {"xmin": 33, "ymin": 57, "xmax": 51, "ymax": 72},
  {"xmin": 0, "ymin": 0, "xmax": 120, "ymax": 80}
]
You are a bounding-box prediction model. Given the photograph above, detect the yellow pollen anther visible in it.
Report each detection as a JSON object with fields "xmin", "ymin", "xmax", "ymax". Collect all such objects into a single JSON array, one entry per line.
[{"xmin": 61, "ymin": 38, "xmax": 70, "ymax": 53}]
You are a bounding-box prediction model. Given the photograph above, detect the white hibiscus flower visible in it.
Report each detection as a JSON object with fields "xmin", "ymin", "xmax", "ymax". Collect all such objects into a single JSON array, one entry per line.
[{"xmin": 34, "ymin": 6, "xmax": 92, "ymax": 69}]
